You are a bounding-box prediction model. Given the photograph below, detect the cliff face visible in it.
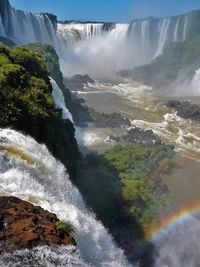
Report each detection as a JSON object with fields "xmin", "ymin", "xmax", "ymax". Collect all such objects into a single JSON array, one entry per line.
[
  {"xmin": 0, "ymin": 196, "xmax": 75, "ymax": 252},
  {"xmin": 0, "ymin": 44, "xmax": 79, "ymax": 177}
]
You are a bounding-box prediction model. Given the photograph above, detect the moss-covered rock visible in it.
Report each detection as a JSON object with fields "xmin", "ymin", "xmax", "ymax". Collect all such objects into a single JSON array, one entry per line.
[{"xmin": 22, "ymin": 43, "xmax": 72, "ymax": 108}]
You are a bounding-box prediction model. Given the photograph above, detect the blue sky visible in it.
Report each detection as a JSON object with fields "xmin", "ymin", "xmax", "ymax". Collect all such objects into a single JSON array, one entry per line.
[{"xmin": 10, "ymin": 0, "xmax": 200, "ymax": 22}]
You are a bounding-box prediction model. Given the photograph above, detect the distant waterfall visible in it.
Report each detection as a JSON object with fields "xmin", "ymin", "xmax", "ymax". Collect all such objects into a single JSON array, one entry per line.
[
  {"xmin": 154, "ymin": 18, "xmax": 170, "ymax": 58},
  {"xmin": 50, "ymin": 77, "xmax": 74, "ymax": 122},
  {"xmin": 0, "ymin": 0, "xmax": 198, "ymax": 76},
  {"xmin": 191, "ymin": 68, "xmax": 200, "ymax": 94},
  {"xmin": 0, "ymin": 7, "xmax": 57, "ymax": 47},
  {"xmin": 57, "ymin": 23, "xmax": 104, "ymax": 43},
  {"xmin": 0, "ymin": 128, "xmax": 132, "ymax": 267},
  {"xmin": 183, "ymin": 16, "xmax": 188, "ymax": 41},
  {"xmin": 173, "ymin": 17, "xmax": 180, "ymax": 42}
]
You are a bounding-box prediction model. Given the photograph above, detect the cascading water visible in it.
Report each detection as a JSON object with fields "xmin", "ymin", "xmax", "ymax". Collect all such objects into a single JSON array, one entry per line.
[
  {"xmin": 173, "ymin": 17, "xmax": 180, "ymax": 42},
  {"xmin": 191, "ymin": 68, "xmax": 200, "ymax": 94},
  {"xmin": 154, "ymin": 18, "xmax": 170, "ymax": 58},
  {"xmin": 0, "ymin": 0, "xmax": 198, "ymax": 78},
  {"xmin": 0, "ymin": 1, "xmax": 58, "ymax": 48},
  {"xmin": 0, "ymin": 128, "xmax": 132, "ymax": 267},
  {"xmin": 183, "ymin": 16, "xmax": 188, "ymax": 41},
  {"xmin": 57, "ymin": 23, "xmax": 104, "ymax": 43},
  {"xmin": 50, "ymin": 77, "xmax": 74, "ymax": 122}
]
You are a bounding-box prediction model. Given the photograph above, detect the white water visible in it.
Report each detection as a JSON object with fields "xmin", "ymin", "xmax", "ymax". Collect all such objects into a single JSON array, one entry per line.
[
  {"xmin": 0, "ymin": 128, "xmax": 131, "ymax": 267},
  {"xmin": 59, "ymin": 23, "xmax": 130, "ymax": 78},
  {"xmin": 183, "ymin": 16, "xmax": 188, "ymax": 41},
  {"xmin": 154, "ymin": 18, "xmax": 170, "ymax": 58},
  {"xmin": 191, "ymin": 68, "xmax": 200, "ymax": 94},
  {"xmin": 0, "ymin": 1, "xmax": 194, "ymax": 78},
  {"xmin": 0, "ymin": 246, "xmax": 90, "ymax": 267},
  {"xmin": 57, "ymin": 23, "xmax": 104, "ymax": 44},
  {"xmin": 50, "ymin": 77, "xmax": 74, "ymax": 122},
  {"xmin": 173, "ymin": 17, "xmax": 180, "ymax": 42}
]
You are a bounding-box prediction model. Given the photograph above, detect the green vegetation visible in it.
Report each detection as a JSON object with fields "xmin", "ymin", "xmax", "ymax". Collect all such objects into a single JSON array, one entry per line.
[
  {"xmin": 23, "ymin": 43, "xmax": 72, "ymax": 108},
  {"xmin": 76, "ymin": 142, "xmax": 175, "ymax": 245},
  {"xmin": 55, "ymin": 221, "xmax": 75, "ymax": 238},
  {"xmin": 23, "ymin": 43, "xmax": 93, "ymax": 123},
  {"xmin": 131, "ymin": 34, "xmax": 200, "ymax": 88},
  {"xmin": 0, "ymin": 43, "xmax": 79, "ymax": 177}
]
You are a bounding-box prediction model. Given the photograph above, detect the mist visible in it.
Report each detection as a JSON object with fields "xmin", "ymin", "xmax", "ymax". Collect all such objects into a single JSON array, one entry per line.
[
  {"xmin": 58, "ymin": 24, "xmax": 140, "ymax": 80},
  {"xmin": 154, "ymin": 215, "xmax": 200, "ymax": 267}
]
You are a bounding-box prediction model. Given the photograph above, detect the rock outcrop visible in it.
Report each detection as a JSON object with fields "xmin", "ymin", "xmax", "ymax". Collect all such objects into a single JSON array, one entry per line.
[
  {"xmin": 94, "ymin": 112, "xmax": 131, "ymax": 128},
  {"xmin": 64, "ymin": 74, "xmax": 95, "ymax": 91},
  {"xmin": 122, "ymin": 127, "xmax": 160, "ymax": 146},
  {"xmin": 0, "ymin": 196, "xmax": 75, "ymax": 253},
  {"xmin": 166, "ymin": 100, "xmax": 200, "ymax": 121}
]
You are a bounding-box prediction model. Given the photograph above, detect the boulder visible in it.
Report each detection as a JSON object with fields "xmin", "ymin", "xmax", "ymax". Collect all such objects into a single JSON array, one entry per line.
[
  {"xmin": 122, "ymin": 127, "xmax": 160, "ymax": 146},
  {"xmin": 166, "ymin": 100, "xmax": 200, "ymax": 121},
  {"xmin": 94, "ymin": 113, "xmax": 131, "ymax": 128},
  {"xmin": 0, "ymin": 196, "xmax": 75, "ymax": 253}
]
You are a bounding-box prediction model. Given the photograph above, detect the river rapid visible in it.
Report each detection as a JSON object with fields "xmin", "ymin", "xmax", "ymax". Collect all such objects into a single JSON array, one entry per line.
[{"xmin": 73, "ymin": 79, "xmax": 200, "ymax": 266}]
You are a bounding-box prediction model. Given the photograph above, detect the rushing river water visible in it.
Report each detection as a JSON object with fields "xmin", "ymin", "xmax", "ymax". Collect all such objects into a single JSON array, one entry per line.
[
  {"xmin": 73, "ymin": 79, "xmax": 200, "ymax": 266},
  {"xmin": 74, "ymin": 80, "xmax": 200, "ymax": 212}
]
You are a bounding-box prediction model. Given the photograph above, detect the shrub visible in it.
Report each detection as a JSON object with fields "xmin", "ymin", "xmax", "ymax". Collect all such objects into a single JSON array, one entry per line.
[{"xmin": 55, "ymin": 221, "xmax": 75, "ymax": 237}]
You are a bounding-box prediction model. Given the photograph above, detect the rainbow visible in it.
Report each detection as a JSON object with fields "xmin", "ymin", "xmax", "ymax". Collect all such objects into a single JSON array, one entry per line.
[{"xmin": 146, "ymin": 199, "xmax": 200, "ymax": 241}]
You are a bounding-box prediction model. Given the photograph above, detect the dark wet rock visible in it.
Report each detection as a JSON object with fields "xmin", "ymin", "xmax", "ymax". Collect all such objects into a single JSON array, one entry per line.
[
  {"xmin": 166, "ymin": 100, "xmax": 181, "ymax": 108},
  {"xmin": 0, "ymin": 196, "xmax": 75, "ymax": 253},
  {"xmin": 166, "ymin": 100, "xmax": 200, "ymax": 121},
  {"xmin": 64, "ymin": 74, "xmax": 95, "ymax": 91},
  {"xmin": 94, "ymin": 113, "xmax": 131, "ymax": 128},
  {"xmin": 105, "ymin": 135, "xmax": 120, "ymax": 143},
  {"xmin": 122, "ymin": 127, "xmax": 160, "ymax": 146}
]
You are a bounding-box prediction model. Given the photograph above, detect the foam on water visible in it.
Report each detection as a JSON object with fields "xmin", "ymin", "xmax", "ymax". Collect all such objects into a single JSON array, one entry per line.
[
  {"xmin": 0, "ymin": 246, "xmax": 90, "ymax": 267},
  {"xmin": 0, "ymin": 128, "xmax": 132, "ymax": 267}
]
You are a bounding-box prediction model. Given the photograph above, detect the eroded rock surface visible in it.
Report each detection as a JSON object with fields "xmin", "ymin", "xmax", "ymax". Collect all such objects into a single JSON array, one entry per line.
[{"xmin": 0, "ymin": 196, "xmax": 75, "ymax": 252}]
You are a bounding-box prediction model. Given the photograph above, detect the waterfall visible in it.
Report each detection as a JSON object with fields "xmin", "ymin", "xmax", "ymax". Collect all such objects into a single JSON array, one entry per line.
[
  {"xmin": 183, "ymin": 16, "xmax": 188, "ymax": 41},
  {"xmin": 0, "ymin": 128, "xmax": 132, "ymax": 267},
  {"xmin": 0, "ymin": 16, "xmax": 5, "ymax": 36},
  {"xmin": 154, "ymin": 18, "xmax": 170, "ymax": 58},
  {"xmin": 59, "ymin": 23, "xmax": 130, "ymax": 78},
  {"xmin": 191, "ymin": 68, "xmax": 200, "ymax": 94},
  {"xmin": 141, "ymin": 21, "xmax": 150, "ymax": 60},
  {"xmin": 173, "ymin": 17, "xmax": 180, "ymax": 42},
  {"xmin": 0, "ymin": 2, "xmax": 58, "ymax": 48},
  {"xmin": 0, "ymin": 0, "xmax": 198, "ymax": 75},
  {"xmin": 50, "ymin": 77, "xmax": 74, "ymax": 122}
]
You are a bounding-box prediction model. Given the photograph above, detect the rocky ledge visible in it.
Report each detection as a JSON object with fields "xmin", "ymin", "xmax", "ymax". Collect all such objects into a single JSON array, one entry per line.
[
  {"xmin": 106, "ymin": 127, "xmax": 160, "ymax": 146},
  {"xmin": 64, "ymin": 74, "xmax": 95, "ymax": 91},
  {"xmin": 94, "ymin": 112, "xmax": 131, "ymax": 128},
  {"xmin": 166, "ymin": 100, "xmax": 200, "ymax": 121},
  {"xmin": 0, "ymin": 196, "xmax": 75, "ymax": 253}
]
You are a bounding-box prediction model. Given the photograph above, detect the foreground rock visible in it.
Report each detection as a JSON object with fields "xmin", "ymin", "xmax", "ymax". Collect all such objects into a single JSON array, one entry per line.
[
  {"xmin": 166, "ymin": 100, "xmax": 200, "ymax": 121},
  {"xmin": 0, "ymin": 196, "xmax": 75, "ymax": 252},
  {"xmin": 94, "ymin": 113, "xmax": 131, "ymax": 128}
]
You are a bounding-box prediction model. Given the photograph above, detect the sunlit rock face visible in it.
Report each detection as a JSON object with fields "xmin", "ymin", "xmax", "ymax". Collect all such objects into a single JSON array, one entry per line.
[{"xmin": 0, "ymin": 196, "xmax": 75, "ymax": 253}]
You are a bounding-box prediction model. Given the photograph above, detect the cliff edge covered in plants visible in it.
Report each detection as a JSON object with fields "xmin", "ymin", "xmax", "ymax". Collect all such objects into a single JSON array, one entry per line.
[{"xmin": 0, "ymin": 44, "xmax": 79, "ymax": 177}]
